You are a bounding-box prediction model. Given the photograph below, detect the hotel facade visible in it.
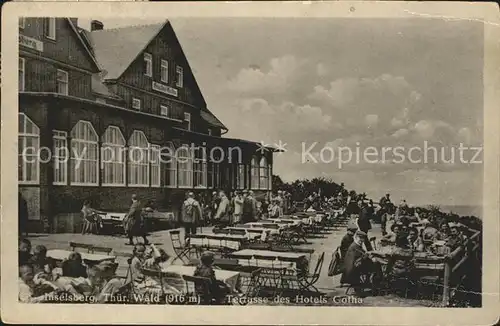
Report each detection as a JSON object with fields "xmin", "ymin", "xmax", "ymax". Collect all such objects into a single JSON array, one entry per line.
[{"xmin": 18, "ymin": 18, "xmax": 276, "ymax": 233}]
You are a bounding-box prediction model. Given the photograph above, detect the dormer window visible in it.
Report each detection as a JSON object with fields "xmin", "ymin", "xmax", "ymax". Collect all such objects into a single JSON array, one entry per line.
[
  {"xmin": 184, "ymin": 112, "xmax": 191, "ymax": 131},
  {"xmin": 144, "ymin": 53, "xmax": 152, "ymax": 77},
  {"xmin": 132, "ymin": 98, "xmax": 141, "ymax": 110},
  {"xmin": 44, "ymin": 18, "xmax": 56, "ymax": 40},
  {"xmin": 161, "ymin": 59, "xmax": 169, "ymax": 83},
  {"xmin": 176, "ymin": 66, "xmax": 183, "ymax": 88}
]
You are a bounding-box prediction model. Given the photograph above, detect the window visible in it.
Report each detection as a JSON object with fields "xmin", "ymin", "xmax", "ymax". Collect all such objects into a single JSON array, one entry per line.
[
  {"xmin": 184, "ymin": 112, "xmax": 191, "ymax": 131},
  {"xmin": 102, "ymin": 126, "xmax": 126, "ymax": 186},
  {"xmin": 207, "ymin": 129, "xmax": 212, "ymax": 136},
  {"xmin": 160, "ymin": 105, "xmax": 169, "ymax": 117},
  {"xmin": 268, "ymin": 165, "xmax": 273, "ymax": 190},
  {"xmin": 176, "ymin": 66, "xmax": 183, "ymax": 88},
  {"xmin": 161, "ymin": 59, "xmax": 169, "ymax": 83},
  {"xmin": 18, "ymin": 113, "xmax": 40, "ymax": 184},
  {"xmin": 164, "ymin": 142, "xmax": 177, "ymax": 187},
  {"xmin": 56, "ymin": 69, "xmax": 68, "ymax": 95},
  {"xmin": 250, "ymin": 156, "xmax": 259, "ymax": 189},
  {"xmin": 128, "ymin": 131, "xmax": 149, "ymax": 187},
  {"xmin": 53, "ymin": 130, "xmax": 68, "ymax": 185},
  {"xmin": 19, "ymin": 18, "xmax": 25, "ymax": 29},
  {"xmin": 44, "ymin": 18, "xmax": 56, "ymax": 40},
  {"xmin": 70, "ymin": 121, "xmax": 99, "ymax": 186},
  {"xmin": 19, "ymin": 58, "xmax": 25, "ymax": 91},
  {"xmin": 259, "ymin": 157, "xmax": 269, "ymax": 190},
  {"xmin": 177, "ymin": 145, "xmax": 193, "ymax": 188},
  {"xmin": 193, "ymin": 147, "xmax": 207, "ymax": 188},
  {"xmin": 144, "ymin": 53, "xmax": 152, "ymax": 77},
  {"xmin": 132, "ymin": 98, "xmax": 141, "ymax": 110},
  {"xmin": 237, "ymin": 164, "xmax": 246, "ymax": 189},
  {"xmin": 150, "ymin": 144, "xmax": 161, "ymax": 187}
]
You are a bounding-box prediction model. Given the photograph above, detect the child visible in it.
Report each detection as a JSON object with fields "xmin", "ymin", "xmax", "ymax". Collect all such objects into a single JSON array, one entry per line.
[
  {"xmin": 62, "ymin": 252, "xmax": 88, "ymax": 278},
  {"xmin": 194, "ymin": 251, "xmax": 230, "ymax": 304},
  {"xmin": 28, "ymin": 245, "xmax": 53, "ymax": 276}
]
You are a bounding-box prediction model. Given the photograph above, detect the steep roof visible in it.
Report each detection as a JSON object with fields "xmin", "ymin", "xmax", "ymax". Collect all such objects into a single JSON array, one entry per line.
[
  {"xmin": 200, "ymin": 110, "xmax": 226, "ymax": 130},
  {"xmin": 84, "ymin": 22, "xmax": 166, "ymax": 80},
  {"xmin": 65, "ymin": 18, "xmax": 101, "ymax": 72}
]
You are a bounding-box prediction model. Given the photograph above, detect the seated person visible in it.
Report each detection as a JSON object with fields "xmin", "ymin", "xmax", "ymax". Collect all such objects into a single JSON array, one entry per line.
[
  {"xmin": 18, "ymin": 264, "xmax": 58, "ymax": 303},
  {"xmin": 435, "ymin": 222, "xmax": 451, "ymax": 241},
  {"xmin": 445, "ymin": 223, "xmax": 464, "ymax": 251},
  {"xmin": 19, "ymin": 238, "xmax": 32, "ymax": 266},
  {"xmin": 407, "ymin": 227, "xmax": 424, "ymax": 252},
  {"xmin": 387, "ymin": 234, "xmax": 414, "ymax": 278},
  {"xmin": 381, "ymin": 223, "xmax": 403, "ymax": 245},
  {"xmin": 28, "ymin": 245, "xmax": 54, "ymax": 276},
  {"xmin": 339, "ymin": 224, "xmax": 358, "ymax": 259},
  {"xmin": 62, "ymin": 252, "xmax": 88, "ymax": 278},
  {"xmin": 194, "ymin": 251, "xmax": 231, "ymax": 304},
  {"xmin": 341, "ymin": 231, "xmax": 382, "ymax": 297}
]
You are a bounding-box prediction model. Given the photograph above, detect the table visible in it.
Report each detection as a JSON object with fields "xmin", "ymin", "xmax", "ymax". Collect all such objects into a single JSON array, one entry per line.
[
  {"xmin": 227, "ymin": 226, "xmax": 279, "ymax": 236},
  {"xmin": 189, "ymin": 236, "xmax": 241, "ymax": 251},
  {"xmin": 266, "ymin": 218, "xmax": 302, "ymax": 226},
  {"xmin": 369, "ymin": 247, "xmax": 446, "ymax": 271},
  {"xmin": 47, "ymin": 249, "xmax": 116, "ymax": 263},
  {"xmin": 100, "ymin": 212, "xmax": 126, "ymax": 222},
  {"xmin": 230, "ymin": 249, "xmax": 306, "ymax": 260},
  {"xmin": 161, "ymin": 265, "xmax": 240, "ymax": 292}
]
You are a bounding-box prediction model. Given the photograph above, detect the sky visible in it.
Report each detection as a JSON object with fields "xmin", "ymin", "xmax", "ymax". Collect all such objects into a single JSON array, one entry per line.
[{"xmin": 80, "ymin": 17, "xmax": 484, "ymax": 207}]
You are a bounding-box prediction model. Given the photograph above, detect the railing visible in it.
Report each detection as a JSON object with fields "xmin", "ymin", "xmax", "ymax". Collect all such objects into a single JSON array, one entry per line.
[{"xmin": 441, "ymin": 229, "xmax": 481, "ymax": 306}]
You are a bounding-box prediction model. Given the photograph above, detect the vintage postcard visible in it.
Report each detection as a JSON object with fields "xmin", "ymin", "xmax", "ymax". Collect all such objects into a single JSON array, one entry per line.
[{"xmin": 1, "ymin": 1, "xmax": 499, "ymax": 325}]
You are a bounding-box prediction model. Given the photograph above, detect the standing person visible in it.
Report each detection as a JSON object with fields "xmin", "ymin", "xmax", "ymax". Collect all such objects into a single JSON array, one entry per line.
[
  {"xmin": 232, "ymin": 191, "xmax": 244, "ymax": 225},
  {"xmin": 19, "ymin": 193, "xmax": 29, "ymax": 237},
  {"xmin": 214, "ymin": 191, "xmax": 230, "ymax": 227},
  {"xmin": 210, "ymin": 191, "xmax": 219, "ymax": 226},
  {"xmin": 378, "ymin": 193, "xmax": 392, "ymax": 236},
  {"xmin": 181, "ymin": 192, "xmax": 203, "ymax": 238},
  {"xmin": 123, "ymin": 194, "xmax": 149, "ymax": 246},
  {"xmin": 276, "ymin": 190, "xmax": 284, "ymax": 217},
  {"xmin": 261, "ymin": 199, "xmax": 270, "ymax": 220},
  {"xmin": 357, "ymin": 201, "xmax": 373, "ymax": 251},
  {"xmin": 242, "ymin": 190, "xmax": 254, "ymax": 223}
]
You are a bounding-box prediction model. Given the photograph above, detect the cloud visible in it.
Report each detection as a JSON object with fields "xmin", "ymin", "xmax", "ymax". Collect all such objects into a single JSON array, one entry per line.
[
  {"xmin": 392, "ymin": 128, "xmax": 409, "ymax": 138},
  {"xmin": 365, "ymin": 114, "xmax": 379, "ymax": 128},
  {"xmin": 316, "ymin": 63, "xmax": 329, "ymax": 76},
  {"xmin": 227, "ymin": 55, "xmax": 305, "ymax": 95}
]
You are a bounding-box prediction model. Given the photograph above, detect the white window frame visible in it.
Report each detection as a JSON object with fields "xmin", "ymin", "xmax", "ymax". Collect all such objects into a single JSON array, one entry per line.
[
  {"xmin": 184, "ymin": 112, "xmax": 191, "ymax": 131},
  {"xmin": 19, "ymin": 58, "xmax": 25, "ymax": 92},
  {"xmin": 128, "ymin": 130, "xmax": 150, "ymax": 187},
  {"xmin": 45, "ymin": 18, "xmax": 56, "ymax": 40},
  {"xmin": 176, "ymin": 66, "xmax": 184, "ymax": 88},
  {"xmin": 193, "ymin": 147, "xmax": 207, "ymax": 189},
  {"xmin": 144, "ymin": 53, "xmax": 152, "ymax": 77},
  {"xmin": 250, "ymin": 156, "xmax": 260, "ymax": 190},
  {"xmin": 132, "ymin": 98, "xmax": 141, "ymax": 110},
  {"xmin": 19, "ymin": 18, "xmax": 25, "ymax": 29},
  {"xmin": 150, "ymin": 144, "xmax": 161, "ymax": 188},
  {"xmin": 207, "ymin": 129, "xmax": 212, "ymax": 136},
  {"xmin": 53, "ymin": 130, "xmax": 68, "ymax": 185},
  {"xmin": 161, "ymin": 59, "xmax": 169, "ymax": 83},
  {"xmin": 237, "ymin": 164, "xmax": 246, "ymax": 190},
  {"xmin": 70, "ymin": 121, "xmax": 99, "ymax": 186},
  {"xmin": 18, "ymin": 113, "xmax": 40, "ymax": 185},
  {"xmin": 165, "ymin": 142, "xmax": 177, "ymax": 188},
  {"xmin": 160, "ymin": 105, "xmax": 169, "ymax": 117},
  {"xmin": 56, "ymin": 69, "xmax": 68, "ymax": 95},
  {"xmin": 101, "ymin": 126, "xmax": 126, "ymax": 187},
  {"xmin": 177, "ymin": 145, "xmax": 193, "ymax": 188},
  {"xmin": 259, "ymin": 156, "xmax": 269, "ymax": 190}
]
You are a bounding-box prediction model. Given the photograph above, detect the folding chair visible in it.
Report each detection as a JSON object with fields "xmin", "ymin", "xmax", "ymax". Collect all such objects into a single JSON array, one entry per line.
[
  {"xmin": 182, "ymin": 275, "xmax": 224, "ymax": 305},
  {"xmin": 169, "ymin": 229, "xmax": 195, "ymax": 264},
  {"xmin": 69, "ymin": 242, "xmax": 93, "ymax": 253}
]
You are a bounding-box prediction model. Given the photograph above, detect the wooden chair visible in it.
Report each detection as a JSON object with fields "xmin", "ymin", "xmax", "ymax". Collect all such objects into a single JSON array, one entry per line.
[
  {"xmin": 169, "ymin": 229, "xmax": 195, "ymax": 264},
  {"xmin": 182, "ymin": 275, "xmax": 220, "ymax": 305},
  {"xmin": 297, "ymin": 252, "xmax": 325, "ymax": 293},
  {"xmin": 69, "ymin": 242, "xmax": 93, "ymax": 253},
  {"xmin": 91, "ymin": 246, "xmax": 113, "ymax": 255}
]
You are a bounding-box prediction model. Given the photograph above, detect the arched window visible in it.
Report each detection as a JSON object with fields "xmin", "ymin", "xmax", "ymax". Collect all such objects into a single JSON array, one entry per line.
[
  {"xmin": 193, "ymin": 146, "xmax": 207, "ymax": 188},
  {"xmin": 259, "ymin": 156, "xmax": 269, "ymax": 190},
  {"xmin": 164, "ymin": 142, "xmax": 177, "ymax": 188},
  {"xmin": 250, "ymin": 156, "xmax": 260, "ymax": 189},
  {"xmin": 18, "ymin": 113, "xmax": 40, "ymax": 184},
  {"xmin": 150, "ymin": 144, "xmax": 161, "ymax": 187},
  {"xmin": 71, "ymin": 121, "xmax": 99, "ymax": 185},
  {"xmin": 102, "ymin": 126, "xmax": 126, "ymax": 186},
  {"xmin": 177, "ymin": 144, "xmax": 193, "ymax": 188},
  {"xmin": 128, "ymin": 131, "xmax": 149, "ymax": 187}
]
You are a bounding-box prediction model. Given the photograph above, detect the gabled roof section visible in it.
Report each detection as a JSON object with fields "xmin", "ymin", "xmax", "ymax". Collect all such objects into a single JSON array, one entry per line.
[
  {"xmin": 201, "ymin": 110, "xmax": 227, "ymax": 130},
  {"xmin": 91, "ymin": 74, "xmax": 123, "ymax": 100},
  {"xmin": 84, "ymin": 22, "xmax": 167, "ymax": 80},
  {"xmin": 66, "ymin": 18, "xmax": 100, "ymax": 72}
]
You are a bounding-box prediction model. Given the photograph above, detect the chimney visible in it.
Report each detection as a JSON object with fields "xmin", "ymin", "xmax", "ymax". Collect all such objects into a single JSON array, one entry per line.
[{"xmin": 90, "ymin": 20, "xmax": 104, "ymax": 31}]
